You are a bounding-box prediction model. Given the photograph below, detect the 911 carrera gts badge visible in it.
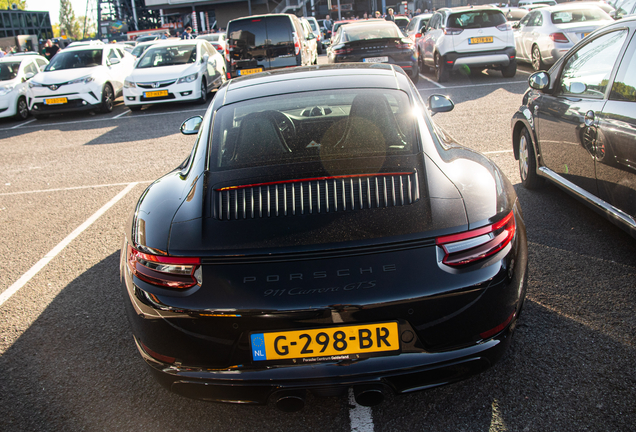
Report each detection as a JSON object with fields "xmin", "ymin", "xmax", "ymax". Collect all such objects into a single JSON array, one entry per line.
[{"xmin": 244, "ymin": 265, "xmax": 396, "ymax": 283}]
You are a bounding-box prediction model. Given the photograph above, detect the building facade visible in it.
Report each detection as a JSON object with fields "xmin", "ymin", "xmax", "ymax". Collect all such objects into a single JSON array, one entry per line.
[{"xmin": 0, "ymin": 9, "xmax": 53, "ymax": 40}]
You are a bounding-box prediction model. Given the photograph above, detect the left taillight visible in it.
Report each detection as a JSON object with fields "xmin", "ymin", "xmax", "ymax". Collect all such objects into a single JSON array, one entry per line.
[
  {"xmin": 127, "ymin": 244, "xmax": 201, "ymax": 289},
  {"xmin": 436, "ymin": 211, "xmax": 516, "ymax": 267},
  {"xmin": 293, "ymin": 32, "xmax": 301, "ymax": 55}
]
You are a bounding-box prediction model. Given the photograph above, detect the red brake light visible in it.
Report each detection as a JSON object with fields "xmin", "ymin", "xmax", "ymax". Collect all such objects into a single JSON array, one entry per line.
[
  {"xmin": 396, "ymin": 41, "xmax": 414, "ymax": 50},
  {"xmin": 444, "ymin": 27, "xmax": 463, "ymax": 35},
  {"xmin": 549, "ymin": 32, "xmax": 569, "ymax": 43},
  {"xmin": 333, "ymin": 47, "xmax": 353, "ymax": 55},
  {"xmin": 215, "ymin": 45, "xmax": 223, "ymax": 51},
  {"xmin": 436, "ymin": 211, "xmax": 516, "ymax": 267},
  {"xmin": 415, "ymin": 33, "xmax": 422, "ymax": 39},
  {"xmin": 127, "ymin": 244, "xmax": 201, "ymax": 289},
  {"xmin": 293, "ymin": 32, "xmax": 300, "ymax": 55}
]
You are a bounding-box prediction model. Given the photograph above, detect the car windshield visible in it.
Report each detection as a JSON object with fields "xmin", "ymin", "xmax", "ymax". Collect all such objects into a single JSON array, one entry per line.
[
  {"xmin": 0, "ymin": 61, "xmax": 21, "ymax": 81},
  {"xmin": 343, "ymin": 25, "xmax": 401, "ymax": 41},
  {"xmin": 551, "ymin": 8, "xmax": 612, "ymax": 23},
  {"xmin": 136, "ymin": 44, "xmax": 197, "ymax": 68},
  {"xmin": 211, "ymin": 89, "xmax": 417, "ymax": 170},
  {"xmin": 447, "ymin": 10, "xmax": 506, "ymax": 28},
  {"xmin": 45, "ymin": 49, "xmax": 103, "ymax": 71},
  {"xmin": 131, "ymin": 44, "xmax": 151, "ymax": 57}
]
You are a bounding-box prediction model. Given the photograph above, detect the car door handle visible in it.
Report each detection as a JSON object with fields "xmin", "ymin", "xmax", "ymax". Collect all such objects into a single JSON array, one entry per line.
[{"xmin": 584, "ymin": 110, "xmax": 595, "ymax": 127}]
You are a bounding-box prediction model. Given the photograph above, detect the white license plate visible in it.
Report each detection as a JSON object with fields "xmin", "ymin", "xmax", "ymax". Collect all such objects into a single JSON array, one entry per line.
[{"xmin": 363, "ymin": 56, "xmax": 389, "ymax": 63}]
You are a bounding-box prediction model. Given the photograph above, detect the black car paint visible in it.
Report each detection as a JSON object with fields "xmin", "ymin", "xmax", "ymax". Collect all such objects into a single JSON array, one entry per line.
[
  {"xmin": 122, "ymin": 64, "xmax": 527, "ymax": 405},
  {"xmin": 511, "ymin": 17, "xmax": 636, "ymax": 238}
]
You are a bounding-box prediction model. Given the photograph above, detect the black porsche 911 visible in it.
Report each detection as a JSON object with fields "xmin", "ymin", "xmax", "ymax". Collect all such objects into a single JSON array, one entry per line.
[{"xmin": 120, "ymin": 63, "xmax": 528, "ymax": 411}]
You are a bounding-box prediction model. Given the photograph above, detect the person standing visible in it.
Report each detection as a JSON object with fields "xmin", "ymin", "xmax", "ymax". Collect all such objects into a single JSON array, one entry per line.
[
  {"xmin": 385, "ymin": 8, "xmax": 395, "ymax": 22},
  {"xmin": 324, "ymin": 15, "xmax": 333, "ymax": 32},
  {"xmin": 181, "ymin": 26, "xmax": 193, "ymax": 40},
  {"xmin": 44, "ymin": 40, "xmax": 59, "ymax": 61}
]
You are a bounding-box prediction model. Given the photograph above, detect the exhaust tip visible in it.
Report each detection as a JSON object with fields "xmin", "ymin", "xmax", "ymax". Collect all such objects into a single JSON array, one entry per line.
[
  {"xmin": 353, "ymin": 384, "xmax": 385, "ymax": 407},
  {"xmin": 274, "ymin": 390, "xmax": 306, "ymax": 412}
]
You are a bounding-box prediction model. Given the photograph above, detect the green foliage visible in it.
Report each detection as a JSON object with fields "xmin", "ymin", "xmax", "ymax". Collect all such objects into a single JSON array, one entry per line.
[
  {"xmin": 59, "ymin": 0, "xmax": 79, "ymax": 39},
  {"xmin": 0, "ymin": 0, "xmax": 27, "ymax": 10}
]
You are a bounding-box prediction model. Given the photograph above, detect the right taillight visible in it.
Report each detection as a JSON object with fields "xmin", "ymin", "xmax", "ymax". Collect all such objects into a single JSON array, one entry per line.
[
  {"xmin": 549, "ymin": 32, "xmax": 569, "ymax": 43},
  {"xmin": 127, "ymin": 244, "xmax": 201, "ymax": 289},
  {"xmin": 436, "ymin": 211, "xmax": 516, "ymax": 267},
  {"xmin": 496, "ymin": 22, "xmax": 511, "ymax": 31}
]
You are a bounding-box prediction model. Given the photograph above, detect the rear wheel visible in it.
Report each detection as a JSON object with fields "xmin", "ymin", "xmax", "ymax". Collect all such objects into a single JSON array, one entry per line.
[
  {"xmin": 434, "ymin": 53, "xmax": 447, "ymax": 83},
  {"xmin": 518, "ymin": 126, "xmax": 544, "ymax": 189},
  {"xmin": 15, "ymin": 96, "xmax": 28, "ymax": 120},
  {"xmin": 100, "ymin": 83, "xmax": 114, "ymax": 113},
  {"xmin": 502, "ymin": 60, "xmax": 517, "ymax": 78},
  {"xmin": 410, "ymin": 61, "xmax": 419, "ymax": 84},
  {"xmin": 531, "ymin": 45, "xmax": 545, "ymax": 71}
]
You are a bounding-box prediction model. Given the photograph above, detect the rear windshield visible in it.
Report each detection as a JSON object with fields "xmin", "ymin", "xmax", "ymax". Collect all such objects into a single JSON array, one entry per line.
[
  {"xmin": 551, "ymin": 8, "xmax": 611, "ymax": 24},
  {"xmin": 343, "ymin": 24, "xmax": 402, "ymax": 41},
  {"xmin": 136, "ymin": 44, "xmax": 197, "ymax": 68},
  {"xmin": 447, "ymin": 10, "xmax": 506, "ymax": 29},
  {"xmin": 45, "ymin": 49, "xmax": 103, "ymax": 71},
  {"xmin": 0, "ymin": 61, "xmax": 21, "ymax": 80},
  {"xmin": 211, "ymin": 89, "xmax": 418, "ymax": 170},
  {"xmin": 228, "ymin": 16, "xmax": 293, "ymax": 58}
]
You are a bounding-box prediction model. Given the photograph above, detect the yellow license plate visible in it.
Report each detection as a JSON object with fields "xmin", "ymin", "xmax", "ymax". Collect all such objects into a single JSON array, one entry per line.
[
  {"xmin": 238, "ymin": 68, "xmax": 263, "ymax": 76},
  {"xmin": 469, "ymin": 36, "xmax": 493, "ymax": 44},
  {"xmin": 144, "ymin": 90, "xmax": 169, "ymax": 98},
  {"xmin": 44, "ymin": 97, "xmax": 68, "ymax": 105},
  {"xmin": 250, "ymin": 322, "xmax": 400, "ymax": 362}
]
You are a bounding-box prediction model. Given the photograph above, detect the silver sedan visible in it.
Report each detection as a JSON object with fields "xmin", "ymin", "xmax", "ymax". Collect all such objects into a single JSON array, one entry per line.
[{"xmin": 513, "ymin": 4, "xmax": 614, "ymax": 70}]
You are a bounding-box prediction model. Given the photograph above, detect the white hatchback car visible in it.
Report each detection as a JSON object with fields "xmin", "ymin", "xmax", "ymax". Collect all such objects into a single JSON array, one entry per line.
[
  {"xmin": 420, "ymin": 6, "xmax": 516, "ymax": 82},
  {"xmin": 27, "ymin": 42, "xmax": 135, "ymax": 118},
  {"xmin": 0, "ymin": 53, "xmax": 48, "ymax": 120},
  {"xmin": 123, "ymin": 40, "xmax": 226, "ymax": 110}
]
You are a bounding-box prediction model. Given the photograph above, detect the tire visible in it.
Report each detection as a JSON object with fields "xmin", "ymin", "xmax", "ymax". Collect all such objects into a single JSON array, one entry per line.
[
  {"xmin": 317, "ymin": 43, "xmax": 323, "ymax": 55},
  {"xmin": 518, "ymin": 126, "xmax": 544, "ymax": 189},
  {"xmin": 531, "ymin": 45, "xmax": 545, "ymax": 71},
  {"xmin": 100, "ymin": 83, "xmax": 114, "ymax": 113},
  {"xmin": 197, "ymin": 78, "xmax": 208, "ymax": 104},
  {"xmin": 410, "ymin": 61, "xmax": 419, "ymax": 84},
  {"xmin": 434, "ymin": 53, "xmax": 447, "ymax": 83},
  {"xmin": 15, "ymin": 96, "xmax": 28, "ymax": 121},
  {"xmin": 502, "ymin": 60, "xmax": 517, "ymax": 78}
]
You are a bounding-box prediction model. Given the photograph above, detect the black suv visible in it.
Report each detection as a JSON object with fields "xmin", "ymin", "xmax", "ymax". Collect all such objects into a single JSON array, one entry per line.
[{"xmin": 226, "ymin": 14, "xmax": 312, "ymax": 78}]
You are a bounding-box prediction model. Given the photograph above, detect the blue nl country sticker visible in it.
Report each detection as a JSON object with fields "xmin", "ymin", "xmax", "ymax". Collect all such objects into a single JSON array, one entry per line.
[{"xmin": 251, "ymin": 333, "xmax": 267, "ymax": 361}]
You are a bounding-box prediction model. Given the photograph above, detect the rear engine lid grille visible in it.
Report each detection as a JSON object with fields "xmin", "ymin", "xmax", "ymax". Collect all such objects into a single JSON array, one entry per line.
[{"xmin": 215, "ymin": 172, "xmax": 420, "ymax": 220}]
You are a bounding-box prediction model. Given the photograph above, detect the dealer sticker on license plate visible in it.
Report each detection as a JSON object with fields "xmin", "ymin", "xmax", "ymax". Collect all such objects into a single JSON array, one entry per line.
[
  {"xmin": 250, "ymin": 322, "xmax": 400, "ymax": 362},
  {"xmin": 238, "ymin": 68, "xmax": 263, "ymax": 76},
  {"xmin": 469, "ymin": 36, "xmax": 493, "ymax": 44},
  {"xmin": 144, "ymin": 90, "xmax": 169, "ymax": 98},
  {"xmin": 363, "ymin": 56, "xmax": 389, "ymax": 63},
  {"xmin": 44, "ymin": 97, "xmax": 68, "ymax": 105}
]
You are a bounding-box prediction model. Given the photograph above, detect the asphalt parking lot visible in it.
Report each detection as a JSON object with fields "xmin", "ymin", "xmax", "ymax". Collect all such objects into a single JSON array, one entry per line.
[{"xmin": 1, "ymin": 58, "xmax": 635, "ymax": 431}]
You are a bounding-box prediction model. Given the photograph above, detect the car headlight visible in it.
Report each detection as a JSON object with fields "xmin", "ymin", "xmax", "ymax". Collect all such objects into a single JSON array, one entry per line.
[
  {"xmin": 124, "ymin": 80, "xmax": 136, "ymax": 88},
  {"xmin": 0, "ymin": 85, "xmax": 15, "ymax": 96},
  {"xmin": 177, "ymin": 73, "xmax": 198, "ymax": 84},
  {"xmin": 67, "ymin": 76, "xmax": 95, "ymax": 85},
  {"xmin": 28, "ymin": 81, "xmax": 43, "ymax": 88}
]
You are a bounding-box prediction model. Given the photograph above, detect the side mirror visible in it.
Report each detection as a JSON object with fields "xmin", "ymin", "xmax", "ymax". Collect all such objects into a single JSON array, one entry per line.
[
  {"xmin": 180, "ymin": 116, "xmax": 203, "ymax": 135},
  {"xmin": 428, "ymin": 94, "xmax": 454, "ymax": 115},
  {"xmin": 307, "ymin": 32, "xmax": 316, "ymax": 40},
  {"xmin": 528, "ymin": 71, "xmax": 550, "ymax": 91},
  {"xmin": 512, "ymin": 22, "xmax": 520, "ymax": 29}
]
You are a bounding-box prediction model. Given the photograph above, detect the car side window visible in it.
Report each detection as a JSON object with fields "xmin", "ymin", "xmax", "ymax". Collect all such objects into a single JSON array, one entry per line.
[
  {"xmin": 23, "ymin": 61, "xmax": 37, "ymax": 77},
  {"xmin": 610, "ymin": 36, "xmax": 636, "ymax": 102},
  {"xmin": 519, "ymin": 13, "xmax": 531, "ymax": 27},
  {"xmin": 559, "ymin": 30, "xmax": 628, "ymax": 98},
  {"xmin": 35, "ymin": 58, "xmax": 47, "ymax": 70},
  {"xmin": 108, "ymin": 49, "xmax": 120, "ymax": 61}
]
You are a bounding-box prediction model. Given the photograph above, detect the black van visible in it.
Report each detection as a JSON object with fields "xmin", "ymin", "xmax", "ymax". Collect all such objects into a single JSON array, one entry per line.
[{"xmin": 226, "ymin": 14, "xmax": 312, "ymax": 78}]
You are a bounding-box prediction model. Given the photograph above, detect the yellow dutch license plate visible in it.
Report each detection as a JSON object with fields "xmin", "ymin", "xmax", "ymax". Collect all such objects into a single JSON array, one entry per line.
[
  {"xmin": 44, "ymin": 97, "xmax": 68, "ymax": 105},
  {"xmin": 469, "ymin": 36, "xmax": 493, "ymax": 44},
  {"xmin": 144, "ymin": 90, "xmax": 169, "ymax": 98},
  {"xmin": 238, "ymin": 68, "xmax": 263, "ymax": 76},
  {"xmin": 250, "ymin": 322, "xmax": 400, "ymax": 362}
]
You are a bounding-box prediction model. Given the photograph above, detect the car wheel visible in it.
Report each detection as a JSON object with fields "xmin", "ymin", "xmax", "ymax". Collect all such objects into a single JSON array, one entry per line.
[
  {"xmin": 15, "ymin": 96, "xmax": 28, "ymax": 120},
  {"xmin": 410, "ymin": 61, "xmax": 419, "ymax": 84},
  {"xmin": 100, "ymin": 83, "xmax": 114, "ymax": 113},
  {"xmin": 434, "ymin": 53, "xmax": 447, "ymax": 83},
  {"xmin": 531, "ymin": 45, "xmax": 545, "ymax": 71},
  {"xmin": 518, "ymin": 126, "xmax": 544, "ymax": 189},
  {"xmin": 502, "ymin": 60, "xmax": 517, "ymax": 78},
  {"xmin": 317, "ymin": 43, "xmax": 323, "ymax": 55},
  {"xmin": 197, "ymin": 78, "xmax": 208, "ymax": 104}
]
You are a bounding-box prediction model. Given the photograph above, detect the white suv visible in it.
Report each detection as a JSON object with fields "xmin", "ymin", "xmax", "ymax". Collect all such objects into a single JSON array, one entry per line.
[
  {"xmin": 419, "ymin": 6, "xmax": 516, "ymax": 82},
  {"xmin": 0, "ymin": 53, "xmax": 48, "ymax": 120},
  {"xmin": 27, "ymin": 42, "xmax": 135, "ymax": 119}
]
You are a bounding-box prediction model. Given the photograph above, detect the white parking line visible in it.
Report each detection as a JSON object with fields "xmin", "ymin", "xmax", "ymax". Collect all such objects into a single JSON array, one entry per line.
[
  {"xmin": 349, "ymin": 388, "xmax": 374, "ymax": 432},
  {"xmin": 0, "ymin": 107, "xmax": 207, "ymax": 132},
  {"xmin": 0, "ymin": 181, "xmax": 152, "ymax": 196},
  {"xmin": 112, "ymin": 109, "xmax": 131, "ymax": 119},
  {"xmin": 419, "ymin": 73, "xmax": 446, "ymax": 89},
  {"xmin": 420, "ymin": 80, "xmax": 528, "ymax": 91},
  {"xmin": 484, "ymin": 150, "xmax": 514, "ymax": 154},
  {"xmin": 0, "ymin": 182, "xmax": 138, "ymax": 308},
  {"xmin": 10, "ymin": 119, "xmax": 37, "ymax": 129}
]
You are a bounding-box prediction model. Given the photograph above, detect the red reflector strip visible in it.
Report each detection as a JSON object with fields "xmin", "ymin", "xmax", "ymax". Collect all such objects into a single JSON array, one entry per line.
[
  {"xmin": 480, "ymin": 312, "xmax": 515, "ymax": 339},
  {"xmin": 127, "ymin": 245, "xmax": 200, "ymax": 289},
  {"xmin": 140, "ymin": 341, "xmax": 176, "ymax": 364},
  {"xmin": 216, "ymin": 173, "xmax": 413, "ymax": 191}
]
